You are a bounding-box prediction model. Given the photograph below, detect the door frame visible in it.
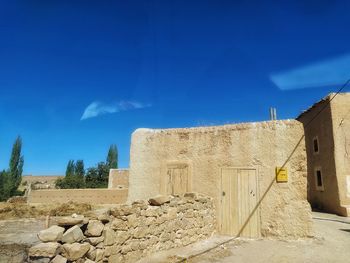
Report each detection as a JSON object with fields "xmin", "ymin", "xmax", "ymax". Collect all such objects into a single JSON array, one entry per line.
[
  {"xmin": 220, "ymin": 166, "xmax": 261, "ymax": 237},
  {"xmin": 160, "ymin": 160, "xmax": 193, "ymax": 195}
]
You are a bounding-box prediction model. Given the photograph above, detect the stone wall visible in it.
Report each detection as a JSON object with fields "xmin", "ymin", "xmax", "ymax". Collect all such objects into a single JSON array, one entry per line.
[
  {"xmin": 28, "ymin": 193, "xmax": 216, "ymax": 263},
  {"xmin": 108, "ymin": 169, "xmax": 129, "ymax": 189},
  {"xmin": 27, "ymin": 189, "xmax": 128, "ymax": 205}
]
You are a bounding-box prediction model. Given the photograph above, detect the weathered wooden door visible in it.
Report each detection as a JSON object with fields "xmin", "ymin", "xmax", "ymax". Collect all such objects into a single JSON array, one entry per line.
[
  {"xmin": 221, "ymin": 168, "xmax": 260, "ymax": 238},
  {"xmin": 166, "ymin": 164, "xmax": 189, "ymax": 195}
]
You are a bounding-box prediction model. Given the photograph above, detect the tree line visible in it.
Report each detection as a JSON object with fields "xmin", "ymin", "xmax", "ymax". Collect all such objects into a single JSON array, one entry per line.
[
  {"xmin": 0, "ymin": 136, "xmax": 24, "ymax": 201},
  {"xmin": 55, "ymin": 144, "xmax": 118, "ymax": 189}
]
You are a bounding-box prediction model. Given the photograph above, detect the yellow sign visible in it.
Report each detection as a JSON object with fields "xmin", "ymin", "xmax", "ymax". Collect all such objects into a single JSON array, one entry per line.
[{"xmin": 276, "ymin": 167, "xmax": 288, "ymax": 183}]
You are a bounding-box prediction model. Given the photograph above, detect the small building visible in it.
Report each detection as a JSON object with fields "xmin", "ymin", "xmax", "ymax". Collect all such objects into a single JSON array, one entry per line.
[
  {"xmin": 108, "ymin": 169, "xmax": 129, "ymax": 189},
  {"xmin": 128, "ymin": 120, "xmax": 313, "ymax": 238},
  {"xmin": 298, "ymin": 92, "xmax": 350, "ymax": 216}
]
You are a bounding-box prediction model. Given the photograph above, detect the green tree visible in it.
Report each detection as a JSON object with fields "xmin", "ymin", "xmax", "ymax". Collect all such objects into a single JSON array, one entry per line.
[
  {"xmin": 106, "ymin": 144, "xmax": 118, "ymax": 169},
  {"xmin": 56, "ymin": 160, "xmax": 85, "ymax": 189},
  {"xmin": 85, "ymin": 167, "xmax": 98, "ymax": 188},
  {"xmin": 75, "ymin": 160, "xmax": 85, "ymax": 187},
  {"xmin": 65, "ymin": 160, "xmax": 75, "ymax": 178},
  {"xmin": 85, "ymin": 162, "xmax": 109, "ymax": 188},
  {"xmin": 7, "ymin": 136, "xmax": 24, "ymax": 196},
  {"xmin": 0, "ymin": 170, "xmax": 6, "ymax": 201}
]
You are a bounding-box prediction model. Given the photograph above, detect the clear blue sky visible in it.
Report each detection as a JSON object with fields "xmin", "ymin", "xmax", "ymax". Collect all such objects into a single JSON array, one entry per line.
[{"xmin": 1, "ymin": 1, "xmax": 350, "ymax": 175}]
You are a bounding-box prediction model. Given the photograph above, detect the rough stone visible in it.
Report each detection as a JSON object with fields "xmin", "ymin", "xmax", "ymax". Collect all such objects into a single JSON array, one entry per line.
[
  {"xmin": 86, "ymin": 220, "xmax": 104, "ymax": 237},
  {"xmin": 110, "ymin": 205, "xmax": 134, "ymax": 217},
  {"xmin": 131, "ymin": 199, "xmax": 148, "ymax": 209},
  {"xmin": 98, "ymin": 214, "xmax": 111, "ymax": 224},
  {"xmin": 108, "ymin": 254, "xmax": 123, "ymax": 263},
  {"xmin": 115, "ymin": 231, "xmax": 130, "ymax": 245},
  {"xmin": 184, "ymin": 192, "xmax": 198, "ymax": 199},
  {"xmin": 141, "ymin": 207, "xmax": 161, "ymax": 217},
  {"xmin": 103, "ymin": 227, "xmax": 116, "ymax": 246},
  {"xmin": 126, "ymin": 213, "xmax": 139, "ymax": 228},
  {"xmin": 86, "ymin": 236, "xmax": 104, "ymax": 246},
  {"xmin": 51, "ymin": 255, "xmax": 67, "ymax": 263},
  {"xmin": 57, "ymin": 215, "xmax": 85, "ymax": 226},
  {"xmin": 110, "ymin": 218, "xmax": 128, "ymax": 231},
  {"xmin": 133, "ymin": 226, "xmax": 148, "ymax": 239},
  {"xmin": 29, "ymin": 242, "xmax": 60, "ymax": 258},
  {"xmin": 61, "ymin": 225, "xmax": 84, "ymax": 244},
  {"xmin": 95, "ymin": 249, "xmax": 104, "ymax": 262},
  {"xmin": 86, "ymin": 245, "xmax": 96, "ymax": 261},
  {"xmin": 84, "ymin": 259, "xmax": 95, "ymax": 263},
  {"xmin": 38, "ymin": 225, "xmax": 65, "ymax": 242},
  {"xmin": 62, "ymin": 243, "xmax": 90, "ymax": 261},
  {"xmin": 149, "ymin": 195, "xmax": 170, "ymax": 206}
]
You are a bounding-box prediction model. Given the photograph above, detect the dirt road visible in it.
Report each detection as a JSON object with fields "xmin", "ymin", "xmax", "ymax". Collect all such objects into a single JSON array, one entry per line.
[{"xmin": 191, "ymin": 212, "xmax": 350, "ymax": 263}]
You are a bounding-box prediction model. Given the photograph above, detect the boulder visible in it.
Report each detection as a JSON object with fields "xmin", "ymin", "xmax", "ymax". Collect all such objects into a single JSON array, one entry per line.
[
  {"xmin": 148, "ymin": 195, "xmax": 170, "ymax": 206},
  {"xmin": 85, "ymin": 220, "xmax": 104, "ymax": 237},
  {"xmin": 51, "ymin": 255, "xmax": 67, "ymax": 263},
  {"xmin": 62, "ymin": 243, "xmax": 90, "ymax": 261},
  {"xmin": 86, "ymin": 245, "xmax": 96, "ymax": 261},
  {"xmin": 38, "ymin": 225, "xmax": 65, "ymax": 242},
  {"xmin": 86, "ymin": 236, "xmax": 104, "ymax": 246},
  {"xmin": 115, "ymin": 231, "xmax": 130, "ymax": 245},
  {"xmin": 110, "ymin": 218, "xmax": 128, "ymax": 231},
  {"xmin": 184, "ymin": 192, "xmax": 198, "ymax": 199},
  {"xmin": 61, "ymin": 225, "xmax": 84, "ymax": 244},
  {"xmin": 97, "ymin": 214, "xmax": 111, "ymax": 224},
  {"xmin": 95, "ymin": 249, "xmax": 104, "ymax": 262},
  {"xmin": 103, "ymin": 227, "xmax": 116, "ymax": 246},
  {"xmin": 110, "ymin": 205, "xmax": 134, "ymax": 217},
  {"xmin": 29, "ymin": 242, "xmax": 60, "ymax": 258},
  {"xmin": 57, "ymin": 215, "xmax": 85, "ymax": 226}
]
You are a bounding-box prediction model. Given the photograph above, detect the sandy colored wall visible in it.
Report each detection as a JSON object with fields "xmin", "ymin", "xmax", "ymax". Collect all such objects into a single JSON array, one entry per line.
[
  {"xmin": 28, "ymin": 189, "xmax": 128, "ymax": 204},
  {"xmin": 298, "ymin": 98, "xmax": 342, "ymax": 215},
  {"xmin": 330, "ymin": 93, "xmax": 350, "ymax": 210},
  {"xmin": 108, "ymin": 169, "xmax": 129, "ymax": 189},
  {"xmin": 128, "ymin": 120, "xmax": 313, "ymax": 238}
]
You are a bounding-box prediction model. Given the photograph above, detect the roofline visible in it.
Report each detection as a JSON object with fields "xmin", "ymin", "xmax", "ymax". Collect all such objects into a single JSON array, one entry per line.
[{"xmin": 296, "ymin": 93, "xmax": 337, "ymax": 120}]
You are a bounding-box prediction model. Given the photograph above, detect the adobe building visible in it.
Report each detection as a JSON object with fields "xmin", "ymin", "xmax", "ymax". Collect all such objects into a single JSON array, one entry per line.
[
  {"xmin": 298, "ymin": 92, "xmax": 350, "ymax": 216},
  {"xmin": 108, "ymin": 169, "xmax": 129, "ymax": 189},
  {"xmin": 128, "ymin": 120, "xmax": 313, "ymax": 238}
]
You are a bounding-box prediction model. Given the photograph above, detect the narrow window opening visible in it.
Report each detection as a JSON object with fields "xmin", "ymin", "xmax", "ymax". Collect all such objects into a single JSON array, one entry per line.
[
  {"xmin": 313, "ymin": 137, "xmax": 319, "ymax": 153},
  {"xmin": 315, "ymin": 169, "xmax": 324, "ymax": 191}
]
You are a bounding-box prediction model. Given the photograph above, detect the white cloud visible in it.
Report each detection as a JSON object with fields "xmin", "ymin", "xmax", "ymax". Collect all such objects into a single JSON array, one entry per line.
[
  {"xmin": 81, "ymin": 100, "xmax": 151, "ymax": 120},
  {"xmin": 270, "ymin": 53, "xmax": 350, "ymax": 90}
]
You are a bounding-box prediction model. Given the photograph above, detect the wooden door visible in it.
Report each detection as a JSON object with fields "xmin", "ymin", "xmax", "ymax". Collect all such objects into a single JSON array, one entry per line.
[
  {"xmin": 221, "ymin": 168, "xmax": 260, "ymax": 238},
  {"xmin": 166, "ymin": 164, "xmax": 189, "ymax": 195}
]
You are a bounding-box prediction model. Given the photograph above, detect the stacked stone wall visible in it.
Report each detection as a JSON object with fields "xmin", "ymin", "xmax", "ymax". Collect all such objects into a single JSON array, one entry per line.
[{"xmin": 28, "ymin": 193, "xmax": 216, "ymax": 263}]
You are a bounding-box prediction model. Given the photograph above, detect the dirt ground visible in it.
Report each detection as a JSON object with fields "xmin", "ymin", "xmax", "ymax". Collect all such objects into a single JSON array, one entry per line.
[
  {"xmin": 0, "ymin": 201, "xmax": 93, "ymax": 220},
  {"xmin": 1, "ymin": 207, "xmax": 349, "ymax": 263},
  {"xmin": 190, "ymin": 212, "xmax": 350, "ymax": 263}
]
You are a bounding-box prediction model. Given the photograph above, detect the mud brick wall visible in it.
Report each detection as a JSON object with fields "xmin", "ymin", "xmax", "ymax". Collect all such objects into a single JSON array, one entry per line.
[{"xmin": 27, "ymin": 189, "xmax": 128, "ymax": 204}]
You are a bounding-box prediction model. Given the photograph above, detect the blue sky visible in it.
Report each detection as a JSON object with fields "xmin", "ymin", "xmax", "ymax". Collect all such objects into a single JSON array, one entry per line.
[{"xmin": 1, "ymin": 0, "xmax": 350, "ymax": 175}]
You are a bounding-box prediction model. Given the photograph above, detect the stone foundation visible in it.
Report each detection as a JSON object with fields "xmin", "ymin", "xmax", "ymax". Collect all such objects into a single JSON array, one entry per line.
[{"xmin": 28, "ymin": 193, "xmax": 216, "ymax": 263}]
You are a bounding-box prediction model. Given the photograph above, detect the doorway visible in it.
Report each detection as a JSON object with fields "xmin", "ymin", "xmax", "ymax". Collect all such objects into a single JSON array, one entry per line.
[{"xmin": 221, "ymin": 167, "xmax": 260, "ymax": 238}]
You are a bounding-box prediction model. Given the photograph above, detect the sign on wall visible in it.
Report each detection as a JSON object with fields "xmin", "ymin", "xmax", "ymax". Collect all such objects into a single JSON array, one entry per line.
[{"xmin": 276, "ymin": 167, "xmax": 288, "ymax": 183}]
